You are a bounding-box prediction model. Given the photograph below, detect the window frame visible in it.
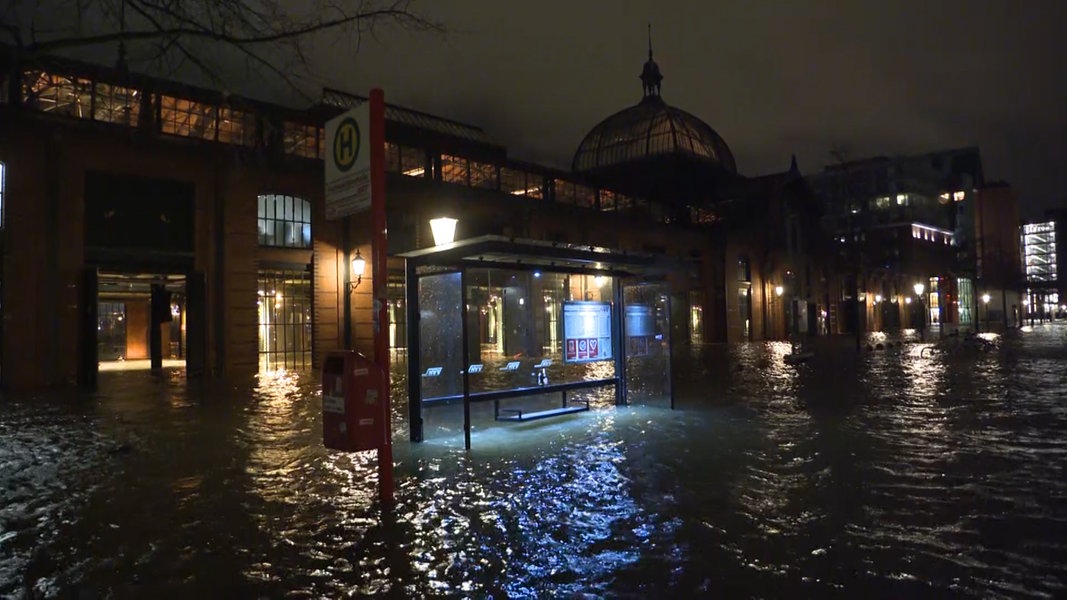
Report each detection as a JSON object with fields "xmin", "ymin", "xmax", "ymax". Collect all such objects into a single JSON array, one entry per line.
[{"xmin": 257, "ymin": 194, "xmax": 313, "ymax": 249}]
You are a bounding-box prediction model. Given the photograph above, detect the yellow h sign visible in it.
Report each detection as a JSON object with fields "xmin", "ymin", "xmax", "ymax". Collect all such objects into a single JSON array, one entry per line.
[{"xmin": 333, "ymin": 117, "xmax": 360, "ymax": 173}]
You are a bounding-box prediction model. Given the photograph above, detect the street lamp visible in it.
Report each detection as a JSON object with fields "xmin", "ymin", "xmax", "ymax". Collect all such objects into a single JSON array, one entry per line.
[
  {"xmin": 980, "ymin": 293, "xmax": 991, "ymax": 332},
  {"xmin": 913, "ymin": 282, "xmax": 925, "ymax": 340},
  {"xmin": 348, "ymin": 249, "xmax": 366, "ymax": 291},
  {"xmin": 774, "ymin": 285, "xmax": 785, "ymax": 339}
]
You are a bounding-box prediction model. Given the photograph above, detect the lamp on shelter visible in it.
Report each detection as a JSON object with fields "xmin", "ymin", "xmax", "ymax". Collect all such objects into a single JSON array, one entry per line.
[{"xmin": 430, "ymin": 217, "xmax": 458, "ymax": 246}]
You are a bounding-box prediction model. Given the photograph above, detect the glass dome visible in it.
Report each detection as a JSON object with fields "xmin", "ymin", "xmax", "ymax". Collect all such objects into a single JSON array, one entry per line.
[{"xmin": 572, "ymin": 95, "xmax": 736, "ymax": 173}]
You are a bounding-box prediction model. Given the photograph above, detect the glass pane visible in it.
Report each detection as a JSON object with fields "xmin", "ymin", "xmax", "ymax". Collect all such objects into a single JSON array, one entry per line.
[
  {"xmin": 624, "ymin": 283, "xmax": 672, "ymax": 406},
  {"xmin": 418, "ymin": 272, "xmax": 463, "ymax": 401}
]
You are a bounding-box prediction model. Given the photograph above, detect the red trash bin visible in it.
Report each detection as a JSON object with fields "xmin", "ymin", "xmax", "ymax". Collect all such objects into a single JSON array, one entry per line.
[{"xmin": 322, "ymin": 350, "xmax": 386, "ymax": 452}]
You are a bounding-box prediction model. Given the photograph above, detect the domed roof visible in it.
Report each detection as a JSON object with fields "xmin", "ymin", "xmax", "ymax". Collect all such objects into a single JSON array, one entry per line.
[
  {"xmin": 572, "ymin": 96, "xmax": 736, "ymax": 173},
  {"xmin": 572, "ymin": 29, "xmax": 735, "ymax": 174}
]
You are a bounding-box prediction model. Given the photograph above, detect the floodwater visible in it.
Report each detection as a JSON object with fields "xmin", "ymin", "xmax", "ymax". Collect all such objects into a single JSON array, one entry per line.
[{"xmin": 2, "ymin": 326, "xmax": 1066, "ymax": 598}]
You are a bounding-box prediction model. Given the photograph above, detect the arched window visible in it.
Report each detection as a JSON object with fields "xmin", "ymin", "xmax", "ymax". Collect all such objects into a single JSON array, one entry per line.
[{"xmin": 258, "ymin": 194, "xmax": 311, "ymax": 248}]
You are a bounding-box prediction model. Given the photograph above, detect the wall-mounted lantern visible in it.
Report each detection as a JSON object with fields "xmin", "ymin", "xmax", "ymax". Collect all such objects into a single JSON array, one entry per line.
[{"xmin": 349, "ymin": 249, "xmax": 366, "ymax": 290}]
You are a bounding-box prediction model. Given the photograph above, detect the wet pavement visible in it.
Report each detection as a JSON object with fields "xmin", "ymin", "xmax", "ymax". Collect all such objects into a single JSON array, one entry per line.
[{"xmin": 2, "ymin": 326, "xmax": 1066, "ymax": 598}]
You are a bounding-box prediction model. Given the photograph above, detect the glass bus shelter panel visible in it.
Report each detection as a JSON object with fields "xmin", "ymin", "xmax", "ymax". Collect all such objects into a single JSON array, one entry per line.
[
  {"xmin": 418, "ymin": 272, "xmax": 463, "ymax": 401},
  {"xmin": 462, "ymin": 268, "xmax": 616, "ymax": 394},
  {"xmin": 624, "ymin": 283, "xmax": 672, "ymax": 407}
]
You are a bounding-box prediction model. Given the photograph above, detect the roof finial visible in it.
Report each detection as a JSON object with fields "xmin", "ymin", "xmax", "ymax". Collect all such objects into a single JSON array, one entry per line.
[
  {"xmin": 640, "ymin": 23, "xmax": 663, "ymax": 99},
  {"xmin": 648, "ymin": 23, "xmax": 654, "ymax": 61}
]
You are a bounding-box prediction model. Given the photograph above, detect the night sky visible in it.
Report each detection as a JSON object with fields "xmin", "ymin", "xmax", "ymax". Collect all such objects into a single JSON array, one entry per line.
[{"xmin": 298, "ymin": 0, "xmax": 1067, "ymax": 218}]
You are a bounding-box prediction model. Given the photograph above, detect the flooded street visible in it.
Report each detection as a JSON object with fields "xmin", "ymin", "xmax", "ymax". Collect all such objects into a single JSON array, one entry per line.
[{"xmin": 2, "ymin": 326, "xmax": 1067, "ymax": 598}]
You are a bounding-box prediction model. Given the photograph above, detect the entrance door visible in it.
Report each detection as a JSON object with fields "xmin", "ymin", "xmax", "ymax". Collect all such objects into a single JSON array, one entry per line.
[{"xmin": 622, "ymin": 283, "xmax": 673, "ymax": 408}]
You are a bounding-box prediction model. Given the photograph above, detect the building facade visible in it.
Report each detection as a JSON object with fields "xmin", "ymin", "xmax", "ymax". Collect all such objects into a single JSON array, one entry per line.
[
  {"xmin": 808, "ymin": 148, "xmax": 991, "ymax": 335},
  {"xmin": 0, "ymin": 47, "xmax": 828, "ymax": 391}
]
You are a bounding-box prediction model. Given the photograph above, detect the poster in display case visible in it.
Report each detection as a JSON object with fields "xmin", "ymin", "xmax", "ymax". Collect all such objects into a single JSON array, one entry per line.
[{"xmin": 562, "ymin": 301, "xmax": 613, "ymax": 363}]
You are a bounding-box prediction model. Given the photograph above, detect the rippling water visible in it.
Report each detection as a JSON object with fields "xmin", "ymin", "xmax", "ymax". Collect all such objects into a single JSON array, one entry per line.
[{"xmin": 2, "ymin": 326, "xmax": 1066, "ymax": 597}]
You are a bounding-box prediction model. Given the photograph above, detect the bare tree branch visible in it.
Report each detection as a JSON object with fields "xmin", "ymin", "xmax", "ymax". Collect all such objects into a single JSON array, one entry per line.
[{"xmin": 1, "ymin": 0, "xmax": 444, "ymax": 96}]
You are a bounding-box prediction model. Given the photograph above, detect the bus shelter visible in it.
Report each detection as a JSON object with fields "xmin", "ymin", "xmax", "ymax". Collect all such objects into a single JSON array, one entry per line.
[{"xmin": 399, "ymin": 235, "xmax": 676, "ymax": 449}]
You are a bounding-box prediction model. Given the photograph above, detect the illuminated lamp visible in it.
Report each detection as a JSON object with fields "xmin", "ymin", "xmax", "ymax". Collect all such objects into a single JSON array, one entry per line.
[
  {"xmin": 430, "ymin": 217, "xmax": 458, "ymax": 246},
  {"xmin": 348, "ymin": 249, "xmax": 366, "ymax": 290}
]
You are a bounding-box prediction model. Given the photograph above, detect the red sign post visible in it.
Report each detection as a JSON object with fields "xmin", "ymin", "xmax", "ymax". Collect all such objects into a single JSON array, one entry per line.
[
  {"xmin": 369, "ymin": 89, "xmax": 393, "ymax": 505},
  {"xmin": 322, "ymin": 88, "xmax": 393, "ymax": 506}
]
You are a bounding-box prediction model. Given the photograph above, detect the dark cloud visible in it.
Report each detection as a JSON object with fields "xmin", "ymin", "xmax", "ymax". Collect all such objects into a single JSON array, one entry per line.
[{"xmin": 298, "ymin": 0, "xmax": 1067, "ymax": 217}]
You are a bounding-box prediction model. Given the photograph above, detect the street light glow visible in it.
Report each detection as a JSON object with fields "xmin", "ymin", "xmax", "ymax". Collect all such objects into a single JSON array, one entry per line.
[
  {"xmin": 429, "ymin": 217, "xmax": 458, "ymax": 246},
  {"xmin": 914, "ymin": 282, "xmax": 925, "ymax": 296}
]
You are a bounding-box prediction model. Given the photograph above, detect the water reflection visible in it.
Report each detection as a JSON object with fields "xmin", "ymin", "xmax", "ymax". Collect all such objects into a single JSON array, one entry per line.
[{"xmin": 1, "ymin": 328, "xmax": 1066, "ymax": 596}]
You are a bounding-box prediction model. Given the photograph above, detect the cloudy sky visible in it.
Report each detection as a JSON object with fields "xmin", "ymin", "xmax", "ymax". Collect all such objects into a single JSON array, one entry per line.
[{"xmin": 295, "ymin": 0, "xmax": 1067, "ymax": 218}]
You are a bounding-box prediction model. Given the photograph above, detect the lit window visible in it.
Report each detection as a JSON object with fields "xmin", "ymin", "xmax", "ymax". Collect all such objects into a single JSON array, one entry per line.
[
  {"xmin": 258, "ymin": 194, "xmax": 312, "ymax": 248},
  {"xmin": 953, "ymin": 191, "xmax": 965, "ymax": 202},
  {"xmin": 469, "ymin": 160, "xmax": 497, "ymax": 189},
  {"xmin": 399, "ymin": 146, "xmax": 426, "ymax": 177},
  {"xmin": 283, "ymin": 121, "xmax": 318, "ymax": 158},
  {"xmin": 440, "ymin": 154, "xmax": 469, "ymax": 185},
  {"xmin": 160, "ymin": 95, "xmax": 217, "ymax": 140},
  {"xmin": 258, "ymin": 269, "xmax": 312, "ymax": 372},
  {"xmin": 218, "ymin": 106, "xmax": 256, "ymax": 147}
]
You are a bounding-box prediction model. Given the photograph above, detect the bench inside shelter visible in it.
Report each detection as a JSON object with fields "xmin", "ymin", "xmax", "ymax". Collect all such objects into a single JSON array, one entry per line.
[{"xmin": 420, "ymin": 358, "xmax": 604, "ymax": 421}]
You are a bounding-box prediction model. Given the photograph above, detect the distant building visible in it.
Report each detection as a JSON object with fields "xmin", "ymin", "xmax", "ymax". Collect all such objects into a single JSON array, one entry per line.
[
  {"xmin": 1020, "ymin": 208, "xmax": 1065, "ymax": 321},
  {"xmin": 808, "ymin": 148, "xmax": 987, "ymax": 334},
  {"xmin": 974, "ymin": 182, "xmax": 1024, "ymax": 327}
]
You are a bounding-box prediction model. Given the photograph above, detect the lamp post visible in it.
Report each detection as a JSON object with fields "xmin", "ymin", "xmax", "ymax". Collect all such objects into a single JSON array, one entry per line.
[
  {"xmin": 775, "ymin": 285, "xmax": 785, "ymax": 339},
  {"xmin": 914, "ymin": 282, "xmax": 926, "ymax": 341},
  {"xmin": 981, "ymin": 293, "xmax": 991, "ymax": 332}
]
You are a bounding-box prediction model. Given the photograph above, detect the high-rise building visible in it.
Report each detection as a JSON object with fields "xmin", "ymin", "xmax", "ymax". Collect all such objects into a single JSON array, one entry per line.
[{"xmin": 1020, "ymin": 209, "xmax": 1065, "ymax": 321}]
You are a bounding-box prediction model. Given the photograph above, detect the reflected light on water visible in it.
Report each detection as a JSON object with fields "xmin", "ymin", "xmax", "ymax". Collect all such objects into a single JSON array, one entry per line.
[{"xmin": 3, "ymin": 328, "xmax": 1067, "ymax": 596}]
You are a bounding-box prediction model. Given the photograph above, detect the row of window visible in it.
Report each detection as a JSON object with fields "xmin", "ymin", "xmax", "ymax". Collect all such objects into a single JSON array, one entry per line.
[{"xmin": 13, "ymin": 68, "xmax": 694, "ymax": 225}]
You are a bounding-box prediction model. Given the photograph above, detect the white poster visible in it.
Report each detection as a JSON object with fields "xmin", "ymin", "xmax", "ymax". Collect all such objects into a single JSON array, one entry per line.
[
  {"xmin": 563, "ymin": 301, "xmax": 613, "ymax": 363},
  {"xmin": 324, "ymin": 103, "xmax": 371, "ymax": 219}
]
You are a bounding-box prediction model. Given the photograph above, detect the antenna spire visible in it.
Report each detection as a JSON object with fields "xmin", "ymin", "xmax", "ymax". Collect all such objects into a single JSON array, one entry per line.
[{"xmin": 640, "ymin": 23, "xmax": 663, "ymax": 98}]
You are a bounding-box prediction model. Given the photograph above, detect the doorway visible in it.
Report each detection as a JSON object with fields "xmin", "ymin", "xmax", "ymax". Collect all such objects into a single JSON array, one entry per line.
[{"xmin": 96, "ymin": 272, "xmax": 187, "ymax": 371}]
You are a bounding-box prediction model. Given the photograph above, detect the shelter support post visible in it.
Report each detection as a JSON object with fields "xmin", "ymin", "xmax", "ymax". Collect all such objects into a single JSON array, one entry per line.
[
  {"xmin": 614, "ymin": 277, "xmax": 627, "ymax": 406},
  {"xmin": 405, "ymin": 260, "xmax": 423, "ymax": 442},
  {"xmin": 461, "ymin": 267, "xmax": 471, "ymax": 451}
]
